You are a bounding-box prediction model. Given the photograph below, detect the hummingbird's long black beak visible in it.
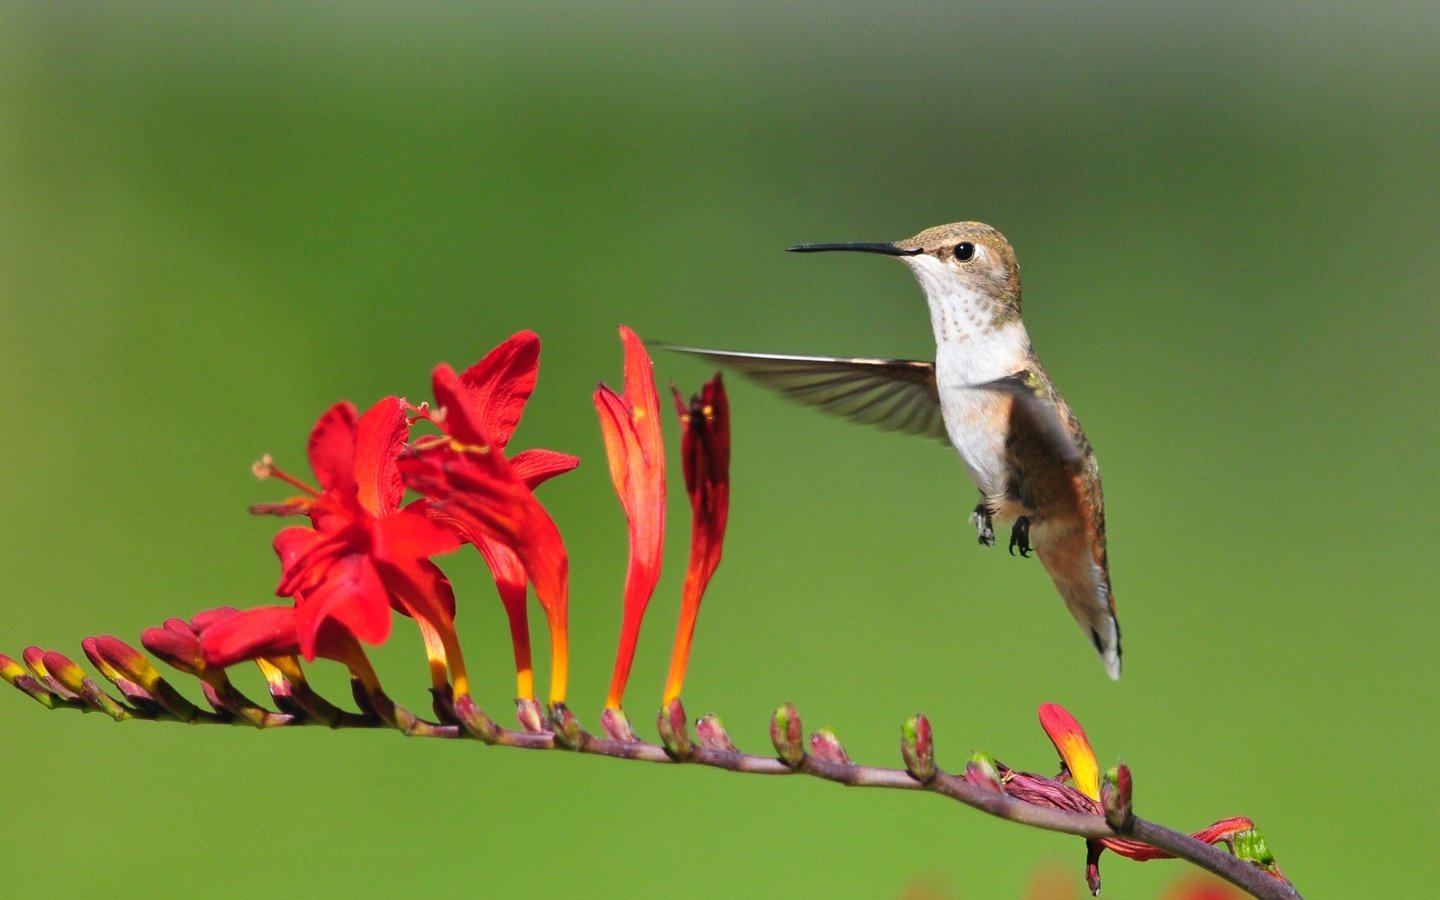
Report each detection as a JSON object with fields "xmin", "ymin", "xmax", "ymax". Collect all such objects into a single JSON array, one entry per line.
[{"xmin": 786, "ymin": 241, "xmax": 923, "ymax": 256}]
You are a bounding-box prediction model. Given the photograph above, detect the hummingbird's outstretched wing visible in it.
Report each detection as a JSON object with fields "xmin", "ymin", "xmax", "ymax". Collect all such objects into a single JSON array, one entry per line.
[
  {"xmin": 976, "ymin": 369, "xmax": 1122, "ymax": 680},
  {"xmin": 652, "ymin": 344, "xmax": 947, "ymax": 440}
]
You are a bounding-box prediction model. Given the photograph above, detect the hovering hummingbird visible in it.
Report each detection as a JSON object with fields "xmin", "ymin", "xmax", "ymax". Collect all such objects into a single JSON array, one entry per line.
[{"xmin": 657, "ymin": 222, "xmax": 1121, "ymax": 679}]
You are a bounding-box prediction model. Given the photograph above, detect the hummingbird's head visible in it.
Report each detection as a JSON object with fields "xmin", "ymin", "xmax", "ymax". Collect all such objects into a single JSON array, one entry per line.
[{"xmin": 789, "ymin": 221, "xmax": 1022, "ymax": 326}]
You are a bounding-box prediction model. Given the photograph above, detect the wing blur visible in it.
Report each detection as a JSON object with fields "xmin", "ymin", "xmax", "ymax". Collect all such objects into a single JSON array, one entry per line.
[{"xmin": 652, "ymin": 344, "xmax": 947, "ymax": 440}]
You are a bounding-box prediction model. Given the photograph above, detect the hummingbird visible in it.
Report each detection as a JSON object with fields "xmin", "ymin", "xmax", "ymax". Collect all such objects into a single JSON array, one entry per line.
[{"xmin": 657, "ymin": 221, "xmax": 1121, "ymax": 679}]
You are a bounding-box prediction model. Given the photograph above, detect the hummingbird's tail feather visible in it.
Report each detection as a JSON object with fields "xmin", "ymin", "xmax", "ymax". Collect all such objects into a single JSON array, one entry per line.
[{"xmin": 1034, "ymin": 525, "xmax": 1122, "ymax": 680}]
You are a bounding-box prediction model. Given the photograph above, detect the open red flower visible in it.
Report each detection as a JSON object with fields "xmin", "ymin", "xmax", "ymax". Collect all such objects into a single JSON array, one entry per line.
[
  {"xmin": 594, "ymin": 326, "xmax": 666, "ymax": 711},
  {"xmin": 249, "ymin": 397, "xmax": 466, "ymax": 692},
  {"xmin": 1000, "ymin": 703, "xmax": 1284, "ymax": 895},
  {"xmin": 198, "ymin": 603, "xmax": 385, "ymax": 693},
  {"xmin": 399, "ymin": 363, "xmax": 573, "ymax": 704},
  {"xmin": 663, "ymin": 374, "xmax": 730, "ymax": 704},
  {"xmin": 414, "ymin": 332, "xmax": 579, "ymax": 701},
  {"xmin": 200, "ymin": 605, "xmax": 302, "ymax": 668}
]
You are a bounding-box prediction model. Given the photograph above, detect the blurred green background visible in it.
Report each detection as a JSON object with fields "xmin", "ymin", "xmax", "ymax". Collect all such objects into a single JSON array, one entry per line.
[{"xmin": 2, "ymin": 3, "xmax": 1435, "ymax": 896}]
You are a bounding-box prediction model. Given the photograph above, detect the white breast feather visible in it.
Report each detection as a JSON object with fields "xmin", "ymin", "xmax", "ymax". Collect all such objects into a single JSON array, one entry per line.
[{"xmin": 902, "ymin": 256, "xmax": 1031, "ymax": 507}]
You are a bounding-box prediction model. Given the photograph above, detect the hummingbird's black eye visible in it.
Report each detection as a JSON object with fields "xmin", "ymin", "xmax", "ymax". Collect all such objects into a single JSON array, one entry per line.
[{"xmin": 953, "ymin": 242, "xmax": 976, "ymax": 262}]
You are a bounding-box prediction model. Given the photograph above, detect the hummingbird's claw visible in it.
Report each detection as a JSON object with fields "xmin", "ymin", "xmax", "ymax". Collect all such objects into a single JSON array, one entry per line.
[
  {"xmin": 1008, "ymin": 517, "xmax": 1033, "ymax": 558},
  {"xmin": 970, "ymin": 504, "xmax": 996, "ymax": 547}
]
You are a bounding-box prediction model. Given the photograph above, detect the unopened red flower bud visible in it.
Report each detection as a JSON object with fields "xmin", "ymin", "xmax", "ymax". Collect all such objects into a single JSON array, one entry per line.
[
  {"xmin": 656, "ymin": 699, "xmax": 692, "ymax": 757},
  {"xmin": 1, "ymin": 652, "xmax": 56, "ymax": 705},
  {"xmin": 770, "ymin": 703, "xmax": 805, "ymax": 767},
  {"xmin": 81, "ymin": 636, "xmax": 155, "ymax": 711},
  {"xmin": 41, "ymin": 650, "xmax": 128, "ymax": 721},
  {"xmin": 80, "ymin": 638, "xmax": 121, "ymax": 682},
  {"xmin": 140, "ymin": 627, "xmax": 204, "ymax": 677},
  {"xmin": 900, "ymin": 714, "xmax": 935, "ymax": 783},
  {"xmin": 88, "ymin": 635, "xmax": 200, "ymax": 720},
  {"xmin": 965, "ymin": 752, "xmax": 1003, "ymax": 792},
  {"xmin": 22, "ymin": 646, "xmax": 79, "ymax": 700},
  {"xmin": 694, "ymin": 714, "xmax": 737, "ymax": 752},
  {"xmin": 189, "ymin": 606, "xmax": 243, "ymax": 633},
  {"xmin": 599, "ymin": 706, "xmax": 635, "ymax": 741},
  {"xmin": 162, "ymin": 617, "xmax": 197, "ymax": 637},
  {"xmin": 1101, "ymin": 764, "xmax": 1133, "ymax": 831},
  {"xmin": 809, "ymin": 728, "xmax": 852, "ymax": 765},
  {"xmin": 517, "ymin": 698, "xmax": 549, "ymax": 735},
  {"xmin": 39, "ymin": 650, "xmax": 86, "ymax": 694},
  {"xmin": 91, "ymin": 636, "xmax": 162, "ymax": 688},
  {"xmin": 0, "ymin": 653, "xmax": 27, "ymax": 686}
]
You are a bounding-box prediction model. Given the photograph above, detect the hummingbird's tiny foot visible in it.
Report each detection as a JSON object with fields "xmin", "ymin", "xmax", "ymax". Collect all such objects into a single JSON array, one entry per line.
[
  {"xmin": 970, "ymin": 504, "xmax": 996, "ymax": 547},
  {"xmin": 1008, "ymin": 517, "xmax": 1033, "ymax": 558}
]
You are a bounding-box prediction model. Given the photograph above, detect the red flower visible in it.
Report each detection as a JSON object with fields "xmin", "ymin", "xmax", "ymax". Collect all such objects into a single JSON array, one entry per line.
[
  {"xmin": 663, "ymin": 374, "xmax": 730, "ymax": 704},
  {"xmin": 399, "ymin": 363, "xmax": 573, "ymax": 704},
  {"xmin": 594, "ymin": 326, "xmax": 666, "ymax": 711},
  {"xmin": 1001, "ymin": 703, "xmax": 1283, "ymax": 895},
  {"xmin": 414, "ymin": 332, "xmax": 578, "ymax": 701},
  {"xmin": 198, "ymin": 603, "xmax": 378, "ymax": 685},
  {"xmin": 200, "ymin": 605, "xmax": 302, "ymax": 668},
  {"xmin": 249, "ymin": 397, "xmax": 466, "ymax": 691},
  {"xmin": 1037, "ymin": 702, "xmax": 1101, "ymax": 802}
]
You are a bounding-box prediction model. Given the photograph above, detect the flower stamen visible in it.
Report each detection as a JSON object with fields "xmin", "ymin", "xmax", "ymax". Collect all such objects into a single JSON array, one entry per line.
[{"xmin": 253, "ymin": 455, "xmax": 322, "ymax": 497}]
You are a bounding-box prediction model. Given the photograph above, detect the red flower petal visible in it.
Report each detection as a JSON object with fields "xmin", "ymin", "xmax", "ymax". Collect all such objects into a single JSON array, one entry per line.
[
  {"xmin": 510, "ymin": 447, "xmax": 581, "ymax": 488},
  {"xmin": 274, "ymin": 525, "xmax": 320, "ymax": 571},
  {"xmin": 1038, "ymin": 702, "xmax": 1101, "ymax": 801},
  {"xmin": 273, "ymin": 525, "xmax": 350, "ymax": 598},
  {"xmin": 307, "ymin": 402, "xmax": 358, "ymax": 494},
  {"xmin": 294, "ymin": 554, "xmax": 391, "ymax": 659},
  {"xmin": 473, "ymin": 538, "xmax": 535, "ymax": 698},
  {"xmin": 371, "ymin": 506, "xmax": 461, "ymax": 565},
  {"xmin": 619, "ymin": 326, "xmax": 663, "ymax": 454},
  {"xmin": 352, "ymin": 396, "xmax": 409, "ymax": 517},
  {"xmin": 200, "ymin": 605, "xmax": 302, "ymax": 668},
  {"xmin": 458, "ymin": 330, "xmax": 541, "ymax": 450},
  {"xmin": 188, "ymin": 606, "xmax": 242, "ymax": 634},
  {"xmin": 377, "ymin": 556, "xmax": 458, "ymax": 627},
  {"xmin": 1099, "ymin": 817, "xmax": 1255, "ymax": 862},
  {"xmin": 431, "ymin": 363, "xmax": 488, "ymax": 446}
]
